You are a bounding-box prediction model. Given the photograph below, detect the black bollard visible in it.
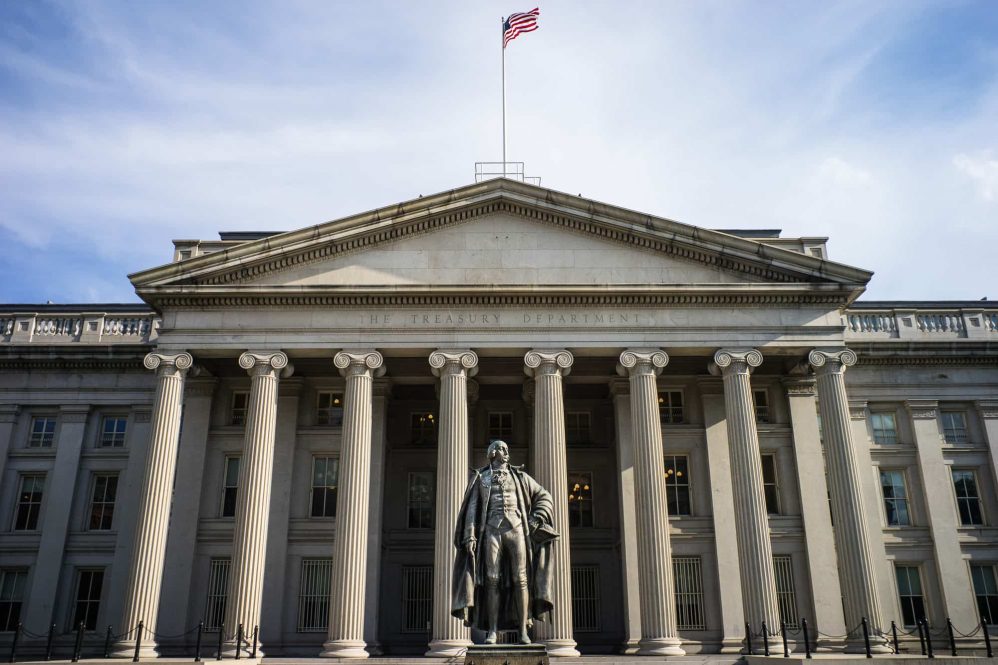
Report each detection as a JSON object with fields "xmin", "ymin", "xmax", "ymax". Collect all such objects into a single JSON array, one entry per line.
[
  {"xmin": 134, "ymin": 620, "xmax": 144, "ymax": 663},
  {"xmin": 8, "ymin": 622, "xmax": 20, "ymax": 663},
  {"xmin": 746, "ymin": 622, "xmax": 754, "ymax": 655},
  {"xmin": 235, "ymin": 624, "xmax": 243, "ymax": 660},
  {"xmin": 194, "ymin": 622, "xmax": 203, "ymax": 662},
  {"xmin": 861, "ymin": 617, "xmax": 872, "ymax": 658},
  {"xmin": 762, "ymin": 620, "xmax": 771, "ymax": 657},
  {"xmin": 891, "ymin": 620, "xmax": 899, "ymax": 655},
  {"xmin": 251, "ymin": 627, "xmax": 257, "ymax": 659},
  {"xmin": 781, "ymin": 620, "xmax": 789, "ymax": 657},
  {"xmin": 104, "ymin": 626, "xmax": 113, "ymax": 659},
  {"xmin": 802, "ymin": 618, "xmax": 812, "ymax": 659},
  {"xmin": 72, "ymin": 622, "xmax": 85, "ymax": 662},
  {"xmin": 923, "ymin": 620, "xmax": 934, "ymax": 659},
  {"xmin": 984, "ymin": 620, "xmax": 993, "ymax": 658},
  {"xmin": 45, "ymin": 623, "xmax": 56, "ymax": 662},
  {"xmin": 215, "ymin": 624, "xmax": 224, "ymax": 661},
  {"xmin": 946, "ymin": 618, "xmax": 957, "ymax": 656},
  {"xmin": 917, "ymin": 620, "xmax": 926, "ymax": 655}
]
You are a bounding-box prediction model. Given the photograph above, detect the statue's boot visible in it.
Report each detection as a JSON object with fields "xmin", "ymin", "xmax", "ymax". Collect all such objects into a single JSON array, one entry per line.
[
  {"xmin": 515, "ymin": 581, "xmax": 531, "ymax": 644},
  {"xmin": 485, "ymin": 584, "xmax": 500, "ymax": 644}
]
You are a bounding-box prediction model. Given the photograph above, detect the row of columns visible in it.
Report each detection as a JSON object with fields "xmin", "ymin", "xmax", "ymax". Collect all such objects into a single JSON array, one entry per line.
[{"xmin": 116, "ymin": 345, "xmax": 882, "ymax": 658}]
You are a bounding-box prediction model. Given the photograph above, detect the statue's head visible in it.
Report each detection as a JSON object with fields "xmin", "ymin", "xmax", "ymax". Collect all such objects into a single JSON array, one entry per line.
[{"xmin": 487, "ymin": 439, "xmax": 510, "ymax": 465}]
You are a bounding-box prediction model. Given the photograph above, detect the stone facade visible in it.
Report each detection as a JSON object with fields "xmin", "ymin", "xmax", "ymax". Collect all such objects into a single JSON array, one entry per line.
[{"xmin": 0, "ymin": 179, "xmax": 996, "ymax": 658}]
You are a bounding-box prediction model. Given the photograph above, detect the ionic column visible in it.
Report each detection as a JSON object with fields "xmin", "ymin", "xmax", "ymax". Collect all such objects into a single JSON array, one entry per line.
[
  {"xmin": 710, "ymin": 349, "xmax": 780, "ymax": 648},
  {"xmin": 809, "ymin": 349, "xmax": 888, "ymax": 651},
  {"xmin": 224, "ymin": 351, "xmax": 293, "ymax": 656},
  {"xmin": 322, "ymin": 350, "xmax": 385, "ymax": 659},
  {"xmin": 427, "ymin": 350, "xmax": 479, "ymax": 657},
  {"xmin": 115, "ymin": 352, "xmax": 194, "ymax": 657},
  {"xmin": 524, "ymin": 349, "xmax": 579, "ymax": 657},
  {"xmin": 617, "ymin": 350, "xmax": 685, "ymax": 656}
]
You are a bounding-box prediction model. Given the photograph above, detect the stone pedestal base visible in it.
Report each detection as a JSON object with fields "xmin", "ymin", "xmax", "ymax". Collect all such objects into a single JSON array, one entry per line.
[
  {"xmin": 465, "ymin": 644, "xmax": 548, "ymax": 665},
  {"xmin": 426, "ymin": 638, "xmax": 471, "ymax": 657},
  {"xmin": 637, "ymin": 636, "xmax": 686, "ymax": 656},
  {"xmin": 320, "ymin": 639, "xmax": 369, "ymax": 658},
  {"xmin": 110, "ymin": 642, "xmax": 158, "ymax": 660}
]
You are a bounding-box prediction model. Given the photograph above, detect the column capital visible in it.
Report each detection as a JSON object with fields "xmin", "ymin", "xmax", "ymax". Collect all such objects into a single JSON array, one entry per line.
[
  {"xmin": 905, "ymin": 399, "xmax": 938, "ymax": 420},
  {"xmin": 59, "ymin": 404, "xmax": 91, "ymax": 423},
  {"xmin": 849, "ymin": 400, "xmax": 868, "ymax": 420},
  {"xmin": 808, "ymin": 348, "xmax": 857, "ymax": 375},
  {"xmin": 334, "ymin": 350, "xmax": 386, "ymax": 378},
  {"xmin": 466, "ymin": 379, "xmax": 480, "ymax": 404},
  {"xmin": 976, "ymin": 400, "xmax": 998, "ymax": 419},
  {"xmin": 429, "ymin": 350, "xmax": 479, "ymax": 378},
  {"xmin": 185, "ymin": 377, "xmax": 218, "ymax": 398},
  {"xmin": 523, "ymin": 349, "xmax": 573, "ymax": 378},
  {"xmin": 781, "ymin": 377, "xmax": 817, "ymax": 396},
  {"xmin": 132, "ymin": 407, "xmax": 153, "ymax": 424},
  {"xmin": 239, "ymin": 351, "xmax": 294, "ymax": 378},
  {"xmin": 608, "ymin": 377, "xmax": 629, "ymax": 397},
  {"xmin": 0, "ymin": 404, "xmax": 21, "ymax": 424},
  {"xmin": 617, "ymin": 349, "xmax": 669, "ymax": 377},
  {"xmin": 144, "ymin": 351, "xmax": 194, "ymax": 376},
  {"xmin": 709, "ymin": 348, "xmax": 763, "ymax": 376}
]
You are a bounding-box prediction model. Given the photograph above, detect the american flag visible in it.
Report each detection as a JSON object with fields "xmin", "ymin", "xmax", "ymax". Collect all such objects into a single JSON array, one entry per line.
[{"xmin": 503, "ymin": 8, "xmax": 539, "ymax": 48}]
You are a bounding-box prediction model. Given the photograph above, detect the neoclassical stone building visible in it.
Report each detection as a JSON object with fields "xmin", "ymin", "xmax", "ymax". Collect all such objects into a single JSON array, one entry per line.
[{"xmin": 0, "ymin": 179, "xmax": 996, "ymax": 658}]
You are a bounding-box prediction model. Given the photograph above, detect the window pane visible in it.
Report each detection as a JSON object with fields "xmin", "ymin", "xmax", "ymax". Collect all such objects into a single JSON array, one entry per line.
[
  {"xmin": 29, "ymin": 417, "xmax": 56, "ymax": 448},
  {"xmin": 316, "ymin": 392, "xmax": 343, "ymax": 426},
  {"xmin": 659, "ymin": 391, "xmax": 685, "ymax": 425},
  {"xmin": 895, "ymin": 566, "xmax": 926, "ymax": 627},
  {"xmin": 89, "ymin": 474, "xmax": 118, "ymax": 530},
  {"xmin": 99, "ymin": 417, "xmax": 127, "ymax": 447},
  {"xmin": 942, "ymin": 412, "xmax": 968, "ymax": 444},
  {"xmin": 311, "ymin": 457, "xmax": 338, "ymax": 518},
  {"xmin": 568, "ymin": 472, "xmax": 594, "ymax": 528},
  {"xmin": 72, "ymin": 570, "xmax": 103, "ymax": 630},
  {"xmin": 664, "ymin": 455, "xmax": 691, "ymax": 516},
  {"xmin": 14, "ymin": 475, "xmax": 44, "ymax": 531},
  {"xmin": 407, "ymin": 472, "xmax": 434, "ymax": 529},
  {"xmin": 871, "ymin": 413, "xmax": 899, "ymax": 444},
  {"xmin": 761, "ymin": 455, "xmax": 780, "ymax": 515},
  {"xmin": 972, "ymin": 565, "xmax": 998, "ymax": 624},
  {"xmin": 0, "ymin": 570, "xmax": 27, "ymax": 632},
  {"xmin": 880, "ymin": 470, "xmax": 911, "ymax": 526},
  {"xmin": 221, "ymin": 457, "xmax": 240, "ymax": 518}
]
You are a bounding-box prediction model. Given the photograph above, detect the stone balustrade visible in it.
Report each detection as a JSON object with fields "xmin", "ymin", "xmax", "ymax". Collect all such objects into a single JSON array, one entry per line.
[
  {"xmin": 844, "ymin": 304, "xmax": 998, "ymax": 341},
  {"xmin": 0, "ymin": 309, "xmax": 159, "ymax": 344}
]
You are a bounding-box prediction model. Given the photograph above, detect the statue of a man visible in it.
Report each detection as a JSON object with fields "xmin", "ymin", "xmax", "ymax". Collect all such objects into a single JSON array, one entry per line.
[{"xmin": 451, "ymin": 440, "xmax": 558, "ymax": 644}]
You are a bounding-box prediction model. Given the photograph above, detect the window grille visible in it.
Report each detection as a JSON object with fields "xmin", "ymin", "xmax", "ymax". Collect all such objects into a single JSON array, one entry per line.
[
  {"xmin": 971, "ymin": 564, "xmax": 998, "ymax": 625},
  {"xmin": 952, "ymin": 470, "xmax": 985, "ymax": 525},
  {"xmin": 488, "ymin": 412, "xmax": 514, "ymax": 440},
  {"xmin": 407, "ymin": 472, "xmax": 434, "ymax": 529},
  {"xmin": 72, "ymin": 569, "xmax": 104, "ymax": 630},
  {"xmin": 0, "ymin": 570, "xmax": 27, "ymax": 632},
  {"xmin": 220, "ymin": 457, "xmax": 240, "ymax": 518},
  {"xmin": 316, "ymin": 392, "xmax": 343, "ymax": 426},
  {"xmin": 410, "ymin": 412, "xmax": 437, "ymax": 445},
  {"xmin": 567, "ymin": 472, "xmax": 594, "ymax": 528},
  {"xmin": 658, "ymin": 391, "xmax": 684, "ymax": 424},
  {"xmin": 672, "ymin": 556, "xmax": 705, "ymax": 630},
  {"xmin": 761, "ymin": 454, "xmax": 780, "ymax": 515},
  {"xmin": 204, "ymin": 559, "xmax": 230, "ymax": 631},
  {"xmin": 753, "ymin": 389, "xmax": 771, "ymax": 423},
  {"xmin": 311, "ymin": 457, "xmax": 339, "ymax": 518},
  {"xmin": 88, "ymin": 474, "xmax": 118, "ymax": 530},
  {"xmin": 664, "ymin": 455, "xmax": 691, "ymax": 515},
  {"xmin": 565, "ymin": 412, "xmax": 591, "ymax": 445},
  {"xmin": 13, "ymin": 474, "xmax": 44, "ymax": 531},
  {"xmin": 28, "ymin": 417, "xmax": 56, "ymax": 448},
  {"xmin": 871, "ymin": 412, "xmax": 899, "ymax": 444},
  {"xmin": 895, "ymin": 565, "xmax": 926, "ymax": 627},
  {"xmin": 773, "ymin": 555, "xmax": 799, "ymax": 629},
  {"xmin": 570, "ymin": 565, "xmax": 600, "ymax": 632},
  {"xmin": 400, "ymin": 566, "xmax": 432, "ymax": 633},
  {"xmin": 230, "ymin": 392, "xmax": 249, "ymax": 426},
  {"xmin": 99, "ymin": 417, "xmax": 128, "ymax": 447},
  {"xmin": 879, "ymin": 470, "xmax": 911, "ymax": 526},
  {"xmin": 297, "ymin": 558, "xmax": 332, "ymax": 632},
  {"xmin": 942, "ymin": 412, "xmax": 969, "ymax": 444}
]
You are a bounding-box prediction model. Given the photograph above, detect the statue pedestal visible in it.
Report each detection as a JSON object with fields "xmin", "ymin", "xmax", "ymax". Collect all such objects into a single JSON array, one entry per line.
[{"xmin": 464, "ymin": 643, "xmax": 549, "ymax": 665}]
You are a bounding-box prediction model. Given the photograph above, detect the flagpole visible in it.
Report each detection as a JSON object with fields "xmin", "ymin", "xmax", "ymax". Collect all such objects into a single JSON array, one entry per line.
[{"xmin": 501, "ymin": 16, "xmax": 506, "ymax": 178}]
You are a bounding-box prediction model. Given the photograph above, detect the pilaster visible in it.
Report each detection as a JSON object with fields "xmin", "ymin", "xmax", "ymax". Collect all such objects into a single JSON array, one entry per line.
[
  {"xmin": 980, "ymin": 401, "xmax": 998, "ymax": 520},
  {"xmin": 0, "ymin": 405, "xmax": 21, "ymax": 499}
]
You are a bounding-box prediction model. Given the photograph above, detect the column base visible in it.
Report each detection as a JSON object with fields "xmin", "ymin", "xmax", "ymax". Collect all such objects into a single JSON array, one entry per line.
[
  {"xmin": 718, "ymin": 636, "xmax": 745, "ymax": 654},
  {"xmin": 618, "ymin": 638, "xmax": 641, "ymax": 655},
  {"xmin": 637, "ymin": 637, "xmax": 686, "ymax": 656},
  {"xmin": 219, "ymin": 641, "xmax": 263, "ymax": 659},
  {"xmin": 110, "ymin": 642, "xmax": 159, "ymax": 660},
  {"xmin": 543, "ymin": 638, "xmax": 580, "ymax": 657},
  {"xmin": 320, "ymin": 639, "xmax": 370, "ymax": 658},
  {"xmin": 426, "ymin": 638, "xmax": 470, "ymax": 657}
]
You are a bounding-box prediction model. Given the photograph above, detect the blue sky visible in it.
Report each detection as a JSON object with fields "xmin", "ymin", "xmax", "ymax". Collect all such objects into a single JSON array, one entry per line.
[{"xmin": 1, "ymin": 1, "xmax": 996, "ymax": 303}]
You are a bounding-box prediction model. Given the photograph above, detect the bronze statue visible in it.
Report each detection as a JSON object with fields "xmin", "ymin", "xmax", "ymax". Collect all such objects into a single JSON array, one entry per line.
[{"xmin": 451, "ymin": 440, "xmax": 558, "ymax": 644}]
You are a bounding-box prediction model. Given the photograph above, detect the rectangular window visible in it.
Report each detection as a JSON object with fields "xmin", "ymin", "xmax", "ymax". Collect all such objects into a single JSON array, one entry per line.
[
  {"xmin": 567, "ymin": 472, "xmax": 594, "ymax": 528},
  {"xmin": 672, "ymin": 556, "xmax": 705, "ymax": 630},
  {"xmin": 773, "ymin": 555, "xmax": 799, "ymax": 629},
  {"xmin": 297, "ymin": 558, "xmax": 332, "ymax": 632},
  {"xmin": 571, "ymin": 565, "xmax": 601, "ymax": 632},
  {"xmin": 0, "ymin": 570, "xmax": 27, "ymax": 632},
  {"xmin": 310, "ymin": 457, "xmax": 339, "ymax": 518},
  {"xmin": 220, "ymin": 457, "xmax": 240, "ymax": 518},
  {"xmin": 754, "ymin": 389, "xmax": 771, "ymax": 423},
  {"xmin": 88, "ymin": 474, "xmax": 118, "ymax": 531},
  {"xmin": 28, "ymin": 417, "xmax": 56, "ymax": 448},
  {"xmin": 871, "ymin": 412, "xmax": 899, "ymax": 444},
  {"xmin": 98, "ymin": 416, "xmax": 127, "ymax": 448},
  {"xmin": 971, "ymin": 564, "xmax": 998, "ymax": 625},
  {"xmin": 658, "ymin": 391, "xmax": 685, "ymax": 425},
  {"xmin": 204, "ymin": 559, "xmax": 230, "ymax": 631},
  {"xmin": 880, "ymin": 470, "xmax": 911, "ymax": 526},
  {"xmin": 407, "ymin": 471, "xmax": 434, "ymax": 529},
  {"xmin": 230, "ymin": 392, "xmax": 249, "ymax": 426},
  {"xmin": 664, "ymin": 455, "xmax": 691, "ymax": 516},
  {"xmin": 942, "ymin": 412, "xmax": 969, "ymax": 444},
  {"xmin": 410, "ymin": 412, "xmax": 436, "ymax": 445},
  {"xmin": 895, "ymin": 565, "xmax": 926, "ymax": 627},
  {"xmin": 71, "ymin": 569, "xmax": 103, "ymax": 630},
  {"xmin": 565, "ymin": 412, "xmax": 591, "ymax": 445},
  {"xmin": 13, "ymin": 474, "xmax": 44, "ymax": 531},
  {"xmin": 316, "ymin": 392, "xmax": 343, "ymax": 426},
  {"xmin": 400, "ymin": 566, "xmax": 432, "ymax": 633},
  {"xmin": 953, "ymin": 470, "xmax": 985, "ymax": 526},
  {"xmin": 487, "ymin": 412, "xmax": 513, "ymax": 441},
  {"xmin": 761, "ymin": 454, "xmax": 780, "ymax": 515}
]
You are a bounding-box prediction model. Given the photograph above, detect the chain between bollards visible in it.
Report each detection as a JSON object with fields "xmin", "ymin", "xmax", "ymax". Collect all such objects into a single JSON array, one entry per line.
[
  {"xmin": 802, "ymin": 617, "xmax": 812, "ymax": 659},
  {"xmin": 44, "ymin": 623, "xmax": 56, "ymax": 662}
]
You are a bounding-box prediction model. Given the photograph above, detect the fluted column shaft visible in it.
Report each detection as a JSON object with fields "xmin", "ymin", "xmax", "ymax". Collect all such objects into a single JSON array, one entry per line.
[
  {"xmin": 617, "ymin": 350, "xmax": 685, "ymax": 656},
  {"xmin": 224, "ymin": 351, "xmax": 292, "ymax": 655},
  {"xmin": 323, "ymin": 351, "xmax": 385, "ymax": 659},
  {"xmin": 116, "ymin": 352, "xmax": 193, "ymax": 657},
  {"xmin": 524, "ymin": 350, "xmax": 579, "ymax": 657},
  {"xmin": 810, "ymin": 349, "xmax": 886, "ymax": 644},
  {"xmin": 711, "ymin": 349, "xmax": 780, "ymax": 642}
]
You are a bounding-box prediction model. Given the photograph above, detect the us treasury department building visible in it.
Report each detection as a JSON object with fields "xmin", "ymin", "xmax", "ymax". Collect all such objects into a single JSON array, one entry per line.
[{"xmin": 1, "ymin": 179, "xmax": 996, "ymax": 658}]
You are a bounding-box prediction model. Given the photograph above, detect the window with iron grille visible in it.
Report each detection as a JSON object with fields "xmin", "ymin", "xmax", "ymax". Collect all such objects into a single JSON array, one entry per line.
[
  {"xmin": 297, "ymin": 558, "xmax": 332, "ymax": 632},
  {"xmin": 220, "ymin": 457, "xmax": 240, "ymax": 518},
  {"xmin": 71, "ymin": 569, "xmax": 103, "ymax": 630},
  {"xmin": 316, "ymin": 392, "xmax": 343, "ymax": 426},
  {"xmin": 761, "ymin": 454, "xmax": 780, "ymax": 515},
  {"xmin": 658, "ymin": 391, "xmax": 684, "ymax": 425},
  {"xmin": 98, "ymin": 417, "xmax": 127, "ymax": 448},
  {"xmin": 230, "ymin": 392, "xmax": 249, "ymax": 426},
  {"xmin": 311, "ymin": 456, "xmax": 338, "ymax": 518},
  {"xmin": 88, "ymin": 474, "xmax": 118, "ymax": 531},
  {"xmin": 410, "ymin": 412, "xmax": 436, "ymax": 445},
  {"xmin": 407, "ymin": 472, "xmax": 434, "ymax": 529},
  {"xmin": 570, "ymin": 565, "xmax": 600, "ymax": 632},
  {"xmin": 13, "ymin": 474, "xmax": 44, "ymax": 531},
  {"xmin": 565, "ymin": 412, "xmax": 591, "ymax": 445},
  {"xmin": 953, "ymin": 470, "xmax": 985, "ymax": 526},
  {"xmin": 871, "ymin": 412, "xmax": 899, "ymax": 444},
  {"xmin": 880, "ymin": 470, "xmax": 911, "ymax": 527},
  {"xmin": 488, "ymin": 412, "xmax": 513, "ymax": 441},
  {"xmin": 773, "ymin": 555, "xmax": 799, "ymax": 629},
  {"xmin": 0, "ymin": 570, "xmax": 27, "ymax": 632},
  {"xmin": 664, "ymin": 455, "xmax": 691, "ymax": 516},
  {"xmin": 400, "ymin": 566, "xmax": 432, "ymax": 633},
  {"xmin": 28, "ymin": 417, "xmax": 56, "ymax": 448},
  {"xmin": 895, "ymin": 565, "xmax": 926, "ymax": 627},
  {"xmin": 942, "ymin": 412, "xmax": 969, "ymax": 444},
  {"xmin": 753, "ymin": 389, "xmax": 771, "ymax": 423},
  {"xmin": 204, "ymin": 559, "xmax": 230, "ymax": 631},
  {"xmin": 672, "ymin": 556, "xmax": 705, "ymax": 630},
  {"xmin": 567, "ymin": 472, "xmax": 594, "ymax": 528},
  {"xmin": 971, "ymin": 564, "xmax": 998, "ymax": 625}
]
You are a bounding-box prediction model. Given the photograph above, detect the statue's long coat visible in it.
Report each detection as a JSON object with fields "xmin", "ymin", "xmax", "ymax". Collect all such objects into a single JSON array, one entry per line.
[{"xmin": 451, "ymin": 465, "xmax": 557, "ymax": 630}]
